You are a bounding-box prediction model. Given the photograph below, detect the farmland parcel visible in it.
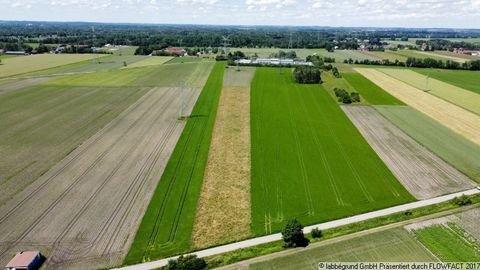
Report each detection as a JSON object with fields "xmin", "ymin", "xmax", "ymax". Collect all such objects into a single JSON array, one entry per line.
[
  {"xmin": 192, "ymin": 67, "xmax": 255, "ymax": 248},
  {"xmin": 0, "ymin": 62, "xmax": 214, "ymax": 269},
  {"xmin": 250, "ymin": 68, "xmax": 413, "ymax": 235},
  {"xmin": 342, "ymin": 106, "xmax": 474, "ymax": 199},
  {"xmin": 355, "ymin": 68, "xmax": 480, "ymax": 145},
  {"xmin": 414, "ymin": 69, "xmax": 480, "ymax": 95},
  {"xmin": 125, "ymin": 62, "xmax": 225, "ymax": 264},
  {"xmin": 377, "ymin": 69, "xmax": 480, "ymax": 115},
  {"xmin": 250, "ymin": 229, "xmax": 437, "ymax": 270},
  {"xmin": 376, "ymin": 106, "xmax": 480, "ymax": 183}
]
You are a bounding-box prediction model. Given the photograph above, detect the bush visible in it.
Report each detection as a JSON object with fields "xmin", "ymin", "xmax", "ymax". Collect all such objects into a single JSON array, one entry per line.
[
  {"xmin": 294, "ymin": 66, "xmax": 322, "ymax": 84},
  {"xmin": 452, "ymin": 195, "xmax": 472, "ymax": 206},
  {"xmin": 311, "ymin": 227, "xmax": 323, "ymax": 238},
  {"xmin": 281, "ymin": 219, "xmax": 309, "ymax": 248},
  {"xmin": 165, "ymin": 255, "xmax": 207, "ymax": 270},
  {"xmin": 334, "ymin": 88, "xmax": 360, "ymax": 104}
]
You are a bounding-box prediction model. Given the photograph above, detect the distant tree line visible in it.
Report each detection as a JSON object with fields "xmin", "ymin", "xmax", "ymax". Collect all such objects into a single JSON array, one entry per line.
[
  {"xmin": 344, "ymin": 57, "xmax": 480, "ymax": 71},
  {"xmin": 415, "ymin": 39, "xmax": 480, "ymax": 51}
]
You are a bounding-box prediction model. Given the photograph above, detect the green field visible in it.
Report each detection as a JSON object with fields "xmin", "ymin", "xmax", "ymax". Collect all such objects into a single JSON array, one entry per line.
[
  {"xmin": 124, "ymin": 62, "xmax": 224, "ymax": 264},
  {"xmin": 342, "ymin": 73, "xmax": 404, "ymax": 105},
  {"xmin": 251, "ymin": 68, "xmax": 414, "ymax": 235},
  {"xmin": 0, "ymin": 54, "xmax": 102, "ymax": 78},
  {"xmin": 321, "ymin": 72, "xmax": 368, "ymax": 105},
  {"xmin": 361, "ymin": 50, "xmax": 408, "ymax": 62},
  {"xmin": 166, "ymin": 56, "xmax": 214, "ymax": 64},
  {"xmin": 414, "ymin": 69, "xmax": 480, "ymax": 95},
  {"xmin": 377, "ymin": 69, "xmax": 480, "ymax": 115},
  {"xmin": 414, "ymin": 224, "xmax": 480, "ymax": 262},
  {"xmin": 125, "ymin": 56, "xmax": 173, "ymax": 68},
  {"xmin": 376, "ymin": 106, "xmax": 480, "ymax": 182},
  {"xmin": 230, "ymin": 48, "xmax": 379, "ymax": 62},
  {"xmin": 250, "ymin": 229, "xmax": 437, "ymax": 270}
]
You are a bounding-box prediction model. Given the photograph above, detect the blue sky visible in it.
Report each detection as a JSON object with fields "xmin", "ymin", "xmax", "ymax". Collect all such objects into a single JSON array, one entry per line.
[{"xmin": 2, "ymin": 0, "xmax": 480, "ymax": 28}]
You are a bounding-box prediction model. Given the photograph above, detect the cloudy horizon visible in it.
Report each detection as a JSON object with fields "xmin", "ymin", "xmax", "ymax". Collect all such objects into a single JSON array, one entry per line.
[{"xmin": 2, "ymin": 0, "xmax": 480, "ymax": 29}]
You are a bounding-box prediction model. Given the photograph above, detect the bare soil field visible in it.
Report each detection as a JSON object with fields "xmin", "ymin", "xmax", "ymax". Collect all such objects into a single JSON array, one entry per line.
[
  {"xmin": 192, "ymin": 67, "xmax": 255, "ymax": 248},
  {"xmin": 0, "ymin": 86, "xmax": 201, "ymax": 269},
  {"xmin": 455, "ymin": 208, "xmax": 480, "ymax": 241},
  {"xmin": 342, "ymin": 106, "xmax": 475, "ymax": 199},
  {"xmin": 355, "ymin": 68, "xmax": 480, "ymax": 145}
]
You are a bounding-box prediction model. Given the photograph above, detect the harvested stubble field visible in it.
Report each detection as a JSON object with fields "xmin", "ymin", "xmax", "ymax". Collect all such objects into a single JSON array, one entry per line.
[
  {"xmin": 0, "ymin": 54, "xmax": 101, "ymax": 78},
  {"xmin": 342, "ymin": 106, "xmax": 475, "ymax": 199},
  {"xmin": 250, "ymin": 229, "xmax": 437, "ymax": 270},
  {"xmin": 377, "ymin": 69, "xmax": 480, "ymax": 115},
  {"xmin": 0, "ymin": 61, "xmax": 214, "ymax": 269},
  {"xmin": 342, "ymin": 73, "xmax": 404, "ymax": 105},
  {"xmin": 414, "ymin": 68, "xmax": 480, "ymax": 95},
  {"xmin": 355, "ymin": 68, "xmax": 480, "ymax": 145},
  {"xmin": 125, "ymin": 62, "xmax": 225, "ymax": 264},
  {"xmin": 376, "ymin": 106, "xmax": 480, "ymax": 183},
  {"xmin": 192, "ymin": 67, "xmax": 255, "ymax": 248},
  {"xmin": 251, "ymin": 68, "xmax": 413, "ymax": 235}
]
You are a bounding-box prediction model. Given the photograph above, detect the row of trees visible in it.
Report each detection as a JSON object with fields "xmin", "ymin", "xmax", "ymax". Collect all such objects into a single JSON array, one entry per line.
[{"xmin": 344, "ymin": 57, "xmax": 480, "ymax": 71}]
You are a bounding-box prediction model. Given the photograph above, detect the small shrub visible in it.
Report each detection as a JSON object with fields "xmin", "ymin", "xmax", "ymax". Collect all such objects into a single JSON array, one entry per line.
[
  {"xmin": 311, "ymin": 227, "xmax": 323, "ymax": 238},
  {"xmin": 452, "ymin": 195, "xmax": 472, "ymax": 206},
  {"xmin": 282, "ymin": 219, "xmax": 309, "ymax": 248},
  {"xmin": 165, "ymin": 255, "xmax": 207, "ymax": 270}
]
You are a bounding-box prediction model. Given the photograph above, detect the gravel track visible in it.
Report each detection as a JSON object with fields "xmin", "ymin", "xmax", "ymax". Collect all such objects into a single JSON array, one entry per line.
[{"xmin": 0, "ymin": 86, "xmax": 201, "ymax": 269}]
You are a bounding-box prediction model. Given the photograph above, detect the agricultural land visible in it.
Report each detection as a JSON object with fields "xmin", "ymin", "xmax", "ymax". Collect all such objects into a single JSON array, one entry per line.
[
  {"xmin": 192, "ymin": 67, "xmax": 255, "ymax": 248},
  {"xmin": 250, "ymin": 67, "xmax": 414, "ymax": 235}
]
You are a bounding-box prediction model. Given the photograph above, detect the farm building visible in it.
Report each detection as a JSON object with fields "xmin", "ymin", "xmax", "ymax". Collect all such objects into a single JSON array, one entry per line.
[
  {"xmin": 238, "ymin": 58, "xmax": 313, "ymax": 66},
  {"xmin": 5, "ymin": 251, "xmax": 43, "ymax": 270},
  {"xmin": 453, "ymin": 48, "xmax": 480, "ymax": 56},
  {"xmin": 166, "ymin": 47, "xmax": 187, "ymax": 56}
]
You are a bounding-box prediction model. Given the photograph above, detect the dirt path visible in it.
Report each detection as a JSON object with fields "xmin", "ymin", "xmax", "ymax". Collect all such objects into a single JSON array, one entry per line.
[
  {"xmin": 0, "ymin": 86, "xmax": 201, "ymax": 270},
  {"xmin": 355, "ymin": 68, "xmax": 480, "ymax": 145},
  {"xmin": 342, "ymin": 105, "xmax": 475, "ymax": 199},
  {"xmin": 192, "ymin": 67, "xmax": 255, "ymax": 248}
]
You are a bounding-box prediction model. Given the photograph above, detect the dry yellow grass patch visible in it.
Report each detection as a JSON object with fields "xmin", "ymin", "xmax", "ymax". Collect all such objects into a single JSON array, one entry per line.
[
  {"xmin": 192, "ymin": 68, "xmax": 254, "ymax": 248},
  {"xmin": 356, "ymin": 68, "xmax": 480, "ymax": 145}
]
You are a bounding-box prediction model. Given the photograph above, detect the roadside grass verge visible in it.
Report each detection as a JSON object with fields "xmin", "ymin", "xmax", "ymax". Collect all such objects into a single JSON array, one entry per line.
[
  {"xmin": 342, "ymin": 73, "xmax": 404, "ymax": 105},
  {"xmin": 414, "ymin": 223, "xmax": 480, "ymax": 261},
  {"xmin": 376, "ymin": 105, "xmax": 480, "ymax": 183},
  {"xmin": 250, "ymin": 228, "xmax": 437, "ymax": 270},
  {"xmin": 206, "ymin": 195, "xmax": 480, "ymax": 268},
  {"xmin": 124, "ymin": 62, "xmax": 225, "ymax": 264},
  {"xmin": 251, "ymin": 67, "xmax": 413, "ymax": 236}
]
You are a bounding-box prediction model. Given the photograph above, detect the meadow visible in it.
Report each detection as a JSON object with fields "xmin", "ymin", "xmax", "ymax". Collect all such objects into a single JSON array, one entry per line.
[
  {"xmin": 342, "ymin": 73, "xmax": 404, "ymax": 105},
  {"xmin": 124, "ymin": 62, "xmax": 225, "ymax": 264},
  {"xmin": 414, "ymin": 69, "xmax": 480, "ymax": 94},
  {"xmin": 377, "ymin": 69, "xmax": 480, "ymax": 115},
  {"xmin": 0, "ymin": 54, "xmax": 101, "ymax": 78},
  {"xmin": 124, "ymin": 56, "xmax": 173, "ymax": 68},
  {"xmin": 250, "ymin": 68, "xmax": 414, "ymax": 235},
  {"xmin": 376, "ymin": 106, "xmax": 480, "ymax": 183},
  {"xmin": 250, "ymin": 229, "xmax": 437, "ymax": 270},
  {"xmin": 414, "ymin": 224, "xmax": 480, "ymax": 262}
]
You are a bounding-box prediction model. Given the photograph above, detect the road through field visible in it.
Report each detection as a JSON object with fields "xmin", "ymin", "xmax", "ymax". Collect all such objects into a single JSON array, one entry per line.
[
  {"xmin": 342, "ymin": 106, "xmax": 475, "ymax": 199},
  {"xmin": 115, "ymin": 189, "xmax": 480, "ymax": 270},
  {"xmin": 355, "ymin": 68, "xmax": 480, "ymax": 145},
  {"xmin": 0, "ymin": 86, "xmax": 201, "ymax": 269}
]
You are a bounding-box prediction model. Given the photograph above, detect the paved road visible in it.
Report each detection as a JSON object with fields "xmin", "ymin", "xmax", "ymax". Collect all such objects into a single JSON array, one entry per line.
[{"xmin": 114, "ymin": 188, "xmax": 480, "ymax": 270}]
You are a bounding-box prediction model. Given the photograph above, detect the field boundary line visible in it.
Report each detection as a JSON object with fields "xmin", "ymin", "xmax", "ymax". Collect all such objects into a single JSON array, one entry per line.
[{"xmin": 114, "ymin": 188, "xmax": 480, "ymax": 270}]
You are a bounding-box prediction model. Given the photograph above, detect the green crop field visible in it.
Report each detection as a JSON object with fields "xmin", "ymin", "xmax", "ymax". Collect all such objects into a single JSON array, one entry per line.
[
  {"xmin": 342, "ymin": 73, "xmax": 404, "ymax": 105},
  {"xmin": 124, "ymin": 62, "xmax": 224, "ymax": 264},
  {"xmin": 125, "ymin": 56, "xmax": 173, "ymax": 68},
  {"xmin": 230, "ymin": 48, "xmax": 379, "ymax": 62},
  {"xmin": 250, "ymin": 229, "xmax": 437, "ymax": 270},
  {"xmin": 361, "ymin": 51, "xmax": 408, "ymax": 62},
  {"xmin": 377, "ymin": 69, "xmax": 480, "ymax": 115},
  {"xmin": 414, "ymin": 69, "xmax": 480, "ymax": 95},
  {"xmin": 414, "ymin": 224, "xmax": 480, "ymax": 262},
  {"xmin": 166, "ymin": 56, "xmax": 214, "ymax": 64},
  {"xmin": 376, "ymin": 106, "xmax": 480, "ymax": 182},
  {"xmin": 321, "ymin": 72, "xmax": 368, "ymax": 105},
  {"xmin": 251, "ymin": 68, "xmax": 414, "ymax": 235},
  {"xmin": 0, "ymin": 54, "xmax": 102, "ymax": 78}
]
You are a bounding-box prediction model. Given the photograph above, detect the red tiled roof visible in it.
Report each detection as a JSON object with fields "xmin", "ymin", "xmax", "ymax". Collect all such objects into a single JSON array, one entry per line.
[{"xmin": 6, "ymin": 251, "xmax": 40, "ymax": 268}]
